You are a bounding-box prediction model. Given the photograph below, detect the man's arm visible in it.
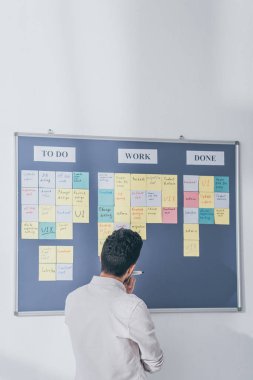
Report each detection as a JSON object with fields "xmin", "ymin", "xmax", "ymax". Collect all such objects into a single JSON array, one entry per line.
[{"xmin": 128, "ymin": 300, "xmax": 164, "ymax": 373}]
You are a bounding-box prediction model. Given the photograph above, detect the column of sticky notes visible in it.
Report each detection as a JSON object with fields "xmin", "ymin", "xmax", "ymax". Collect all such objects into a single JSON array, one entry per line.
[
  {"xmin": 97, "ymin": 173, "xmax": 178, "ymax": 256},
  {"xmin": 183, "ymin": 175, "xmax": 229, "ymax": 257},
  {"xmin": 39, "ymin": 246, "xmax": 73, "ymax": 281},
  {"xmin": 21, "ymin": 170, "xmax": 89, "ymax": 240}
]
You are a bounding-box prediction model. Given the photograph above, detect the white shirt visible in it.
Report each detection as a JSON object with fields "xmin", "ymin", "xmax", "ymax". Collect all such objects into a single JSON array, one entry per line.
[{"xmin": 65, "ymin": 276, "xmax": 163, "ymax": 380}]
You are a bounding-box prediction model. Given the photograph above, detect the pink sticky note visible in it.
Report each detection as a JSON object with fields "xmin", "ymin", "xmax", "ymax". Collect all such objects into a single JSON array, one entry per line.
[
  {"xmin": 162, "ymin": 208, "xmax": 178, "ymax": 224},
  {"xmin": 184, "ymin": 192, "xmax": 199, "ymax": 208}
]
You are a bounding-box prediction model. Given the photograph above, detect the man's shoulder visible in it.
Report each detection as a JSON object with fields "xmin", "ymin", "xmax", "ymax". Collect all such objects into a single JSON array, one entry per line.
[{"xmin": 66, "ymin": 284, "xmax": 88, "ymax": 304}]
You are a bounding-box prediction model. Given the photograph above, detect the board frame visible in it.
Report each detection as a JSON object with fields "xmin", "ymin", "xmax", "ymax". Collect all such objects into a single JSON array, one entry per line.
[{"xmin": 15, "ymin": 132, "xmax": 242, "ymax": 315}]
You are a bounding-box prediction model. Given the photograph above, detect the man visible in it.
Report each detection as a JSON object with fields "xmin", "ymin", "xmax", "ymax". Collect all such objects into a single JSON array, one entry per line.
[{"xmin": 65, "ymin": 228, "xmax": 163, "ymax": 380}]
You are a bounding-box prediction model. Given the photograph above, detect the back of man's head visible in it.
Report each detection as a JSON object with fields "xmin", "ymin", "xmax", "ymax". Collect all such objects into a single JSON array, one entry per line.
[{"xmin": 101, "ymin": 228, "xmax": 143, "ymax": 277}]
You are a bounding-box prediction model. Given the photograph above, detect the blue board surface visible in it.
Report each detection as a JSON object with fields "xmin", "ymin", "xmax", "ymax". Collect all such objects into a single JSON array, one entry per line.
[{"xmin": 16, "ymin": 135, "xmax": 239, "ymax": 313}]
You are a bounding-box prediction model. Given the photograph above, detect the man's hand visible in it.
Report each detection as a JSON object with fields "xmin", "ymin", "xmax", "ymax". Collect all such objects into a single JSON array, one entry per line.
[{"xmin": 124, "ymin": 276, "xmax": 136, "ymax": 294}]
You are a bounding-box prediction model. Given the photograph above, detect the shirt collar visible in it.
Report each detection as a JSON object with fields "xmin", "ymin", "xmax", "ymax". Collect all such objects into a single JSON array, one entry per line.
[{"xmin": 90, "ymin": 275, "xmax": 126, "ymax": 292}]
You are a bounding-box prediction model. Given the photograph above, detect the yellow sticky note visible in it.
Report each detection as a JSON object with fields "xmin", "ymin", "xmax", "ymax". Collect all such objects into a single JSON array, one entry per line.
[
  {"xmin": 115, "ymin": 173, "xmax": 130, "ymax": 190},
  {"xmin": 22, "ymin": 222, "xmax": 38, "ymax": 239},
  {"xmin": 184, "ymin": 224, "xmax": 199, "ymax": 241},
  {"xmin": 215, "ymin": 208, "xmax": 230, "ymax": 225},
  {"xmin": 39, "ymin": 264, "xmax": 56, "ymax": 281},
  {"xmin": 39, "ymin": 205, "xmax": 55, "ymax": 222},
  {"xmin": 162, "ymin": 175, "xmax": 177, "ymax": 191},
  {"xmin": 114, "ymin": 206, "xmax": 131, "ymax": 223},
  {"xmin": 73, "ymin": 189, "xmax": 89, "ymax": 206},
  {"xmin": 199, "ymin": 192, "xmax": 214, "ymax": 208},
  {"xmin": 131, "ymin": 174, "xmax": 146, "ymax": 190},
  {"xmin": 114, "ymin": 190, "xmax": 130, "ymax": 207},
  {"xmin": 73, "ymin": 206, "xmax": 89, "ymax": 223},
  {"xmin": 131, "ymin": 207, "xmax": 147, "ymax": 224},
  {"xmin": 98, "ymin": 223, "xmax": 114, "ymax": 240},
  {"xmin": 199, "ymin": 176, "xmax": 214, "ymax": 192},
  {"xmin": 184, "ymin": 240, "xmax": 199, "ymax": 257},
  {"xmin": 131, "ymin": 223, "xmax": 146, "ymax": 240},
  {"xmin": 39, "ymin": 246, "xmax": 56, "ymax": 264},
  {"xmin": 57, "ymin": 246, "xmax": 73, "ymax": 263},
  {"xmin": 98, "ymin": 239, "xmax": 105, "ymax": 256},
  {"xmin": 146, "ymin": 175, "xmax": 162, "ymax": 190},
  {"xmin": 56, "ymin": 189, "xmax": 72, "ymax": 205},
  {"xmin": 147, "ymin": 207, "xmax": 162, "ymax": 223},
  {"xmin": 56, "ymin": 222, "xmax": 73, "ymax": 239},
  {"xmin": 162, "ymin": 191, "xmax": 177, "ymax": 207}
]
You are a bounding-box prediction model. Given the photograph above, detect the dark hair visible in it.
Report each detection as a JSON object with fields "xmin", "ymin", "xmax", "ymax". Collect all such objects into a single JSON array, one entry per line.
[{"xmin": 101, "ymin": 228, "xmax": 143, "ymax": 277}]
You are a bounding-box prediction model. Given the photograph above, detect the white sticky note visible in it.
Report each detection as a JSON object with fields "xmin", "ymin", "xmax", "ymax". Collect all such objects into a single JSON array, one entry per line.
[
  {"xmin": 21, "ymin": 170, "xmax": 38, "ymax": 188},
  {"xmin": 114, "ymin": 223, "xmax": 130, "ymax": 230},
  {"xmin": 39, "ymin": 171, "xmax": 55, "ymax": 188},
  {"xmin": 146, "ymin": 191, "xmax": 161, "ymax": 207},
  {"xmin": 56, "ymin": 264, "xmax": 73, "ymax": 280},
  {"xmin": 56, "ymin": 205, "xmax": 73, "ymax": 223},
  {"xmin": 22, "ymin": 188, "xmax": 38, "ymax": 205},
  {"xmin": 56, "ymin": 172, "xmax": 72, "ymax": 189},
  {"xmin": 214, "ymin": 193, "xmax": 229, "ymax": 208},
  {"xmin": 131, "ymin": 191, "xmax": 146, "ymax": 207},
  {"xmin": 39, "ymin": 188, "xmax": 56, "ymax": 205},
  {"xmin": 183, "ymin": 175, "xmax": 199, "ymax": 192},
  {"xmin": 98, "ymin": 173, "xmax": 114, "ymax": 189},
  {"xmin": 184, "ymin": 208, "xmax": 199, "ymax": 224},
  {"xmin": 22, "ymin": 205, "xmax": 38, "ymax": 222}
]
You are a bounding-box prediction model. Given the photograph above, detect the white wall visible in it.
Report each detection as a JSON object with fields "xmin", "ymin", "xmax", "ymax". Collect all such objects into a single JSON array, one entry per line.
[{"xmin": 0, "ymin": 1, "xmax": 253, "ymax": 379}]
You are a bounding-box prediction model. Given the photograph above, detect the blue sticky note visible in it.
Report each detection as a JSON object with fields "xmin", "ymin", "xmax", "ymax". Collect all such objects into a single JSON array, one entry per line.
[
  {"xmin": 199, "ymin": 208, "xmax": 214, "ymax": 224},
  {"xmin": 98, "ymin": 189, "xmax": 114, "ymax": 206},
  {"xmin": 39, "ymin": 222, "xmax": 56, "ymax": 239},
  {"xmin": 215, "ymin": 176, "xmax": 229, "ymax": 193},
  {"xmin": 98, "ymin": 206, "xmax": 114, "ymax": 223},
  {"xmin": 73, "ymin": 172, "xmax": 89, "ymax": 189},
  {"xmin": 56, "ymin": 264, "xmax": 73, "ymax": 280}
]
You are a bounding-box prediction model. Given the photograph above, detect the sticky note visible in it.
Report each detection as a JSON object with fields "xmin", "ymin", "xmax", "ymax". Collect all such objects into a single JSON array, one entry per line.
[
  {"xmin": 56, "ymin": 205, "xmax": 72, "ymax": 223},
  {"xmin": 73, "ymin": 206, "xmax": 89, "ymax": 223},
  {"xmin": 199, "ymin": 192, "xmax": 214, "ymax": 208},
  {"xmin": 214, "ymin": 193, "xmax": 229, "ymax": 208},
  {"xmin": 130, "ymin": 174, "xmax": 146, "ymax": 190},
  {"xmin": 162, "ymin": 208, "xmax": 177, "ymax": 224},
  {"xmin": 39, "ymin": 264, "xmax": 56, "ymax": 281},
  {"xmin": 162, "ymin": 175, "xmax": 177, "ymax": 191},
  {"xmin": 98, "ymin": 223, "xmax": 114, "ymax": 240},
  {"xmin": 183, "ymin": 175, "xmax": 199, "ymax": 192},
  {"xmin": 115, "ymin": 173, "xmax": 130, "ymax": 190},
  {"xmin": 56, "ymin": 172, "xmax": 72, "ymax": 189},
  {"xmin": 199, "ymin": 176, "xmax": 214, "ymax": 192},
  {"xmin": 21, "ymin": 170, "xmax": 38, "ymax": 188},
  {"xmin": 22, "ymin": 222, "xmax": 38, "ymax": 239},
  {"xmin": 147, "ymin": 207, "xmax": 162, "ymax": 223},
  {"xmin": 98, "ymin": 206, "xmax": 114, "ymax": 223},
  {"xmin": 22, "ymin": 188, "xmax": 38, "ymax": 205},
  {"xmin": 22, "ymin": 205, "xmax": 38, "ymax": 222},
  {"xmin": 147, "ymin": 191, "xmax": 161, "ymax": 207},
  {"xmin": 162, "ymin": 191, "xmax": 177, "ymax": 207},
  {"xmin": 114, "ymin": 206, "xmax": 131, "ymax": 223},
  {"xmin": 184, "ymin": 240, "xmax": 199, "ymax": 257},
  {"xmin": 214, "ymin": 208, "xmax": 230, "ymax": 225},
  {"xmin": 184, "ymin": 208, "xmax": 199, "ymax": 224},
  {"xmin": 184, "ymin": 224, "xmax": 199, "ymax": 240},
  {"xmin": 73, "ymin": 172, "xmax": 89, "ymax": 189},
  {"xmin": 39, "ymin": 188, "xmax": 55, "ymax": 205},
  {"xmin": 39, "ymin": 222, "xmax": 56, "ymax": 239},
  {"xmin": 39, "ymin": 171, "xmax": 55, "ymax": 188},
  {"xmin": 98, "ymin": 173, "xmax": 114, "ymax": 189},
  {"xmin": 73, "ymin": 189, "xmax": 89, "ymax": 206},
  {"xmin": 131, "ymin": 207, "xmax": 147, "ymax": 224},
  {"xmin": 114, "ymin": 191, "xmax": 130, "ymax": 207},
  {"xmin": 56, "ymin": 189, "xmax": 72, "ymax": 205},
  {"xmin": 56, "ymin": 222, "xmax": 73, "ymax": 240},
  {"xmin": 131, "ymin": 223, "xmax": 147, "ymax": 240},
  {"xmin": 56, "ymin": 264, "xmax": 73, "ymax": 280},
  {"xmin": 215, "ymin": 176, "xmax": 229, "ymax": 193},
  {"xmin": 199, "ymin": 208, "xmax": 214, "ymax": 224},
  {"xmin": 114, "ymin": 223, "xmax": 130, "ymax": 230},
  {"xmin": 184, "ymin": 192, "xmax": 199, "ymax": 208},
  {"xmin": 39, "ymin": 246, "xmax": 57, "ymax": 264},
  {"xmin": 131, "ymin": 191, "xmax": 146, "ymax": 207},
  {"xmin": 98, "ymin": 239, "xmax": 105, "ymax": 256},
  {"xmin": 39, "ymin": 205, "xmax": 56, "ymax": 222},
  {"xmin": 98, "ymin": 189, "xmax": 114, "ymax": 206},
  {"xmin": 57, "ymin": 246, "xmax": 73, "ymax": 264},
  {"xmin": 146, "ymin": 175, "xmax": 162, "ymax": 190}
]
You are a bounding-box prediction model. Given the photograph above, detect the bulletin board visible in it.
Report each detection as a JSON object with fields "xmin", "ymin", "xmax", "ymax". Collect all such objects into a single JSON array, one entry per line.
[{"xmin": 15, "ymin": 133, "xmax": 242, "ymax": 315}]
